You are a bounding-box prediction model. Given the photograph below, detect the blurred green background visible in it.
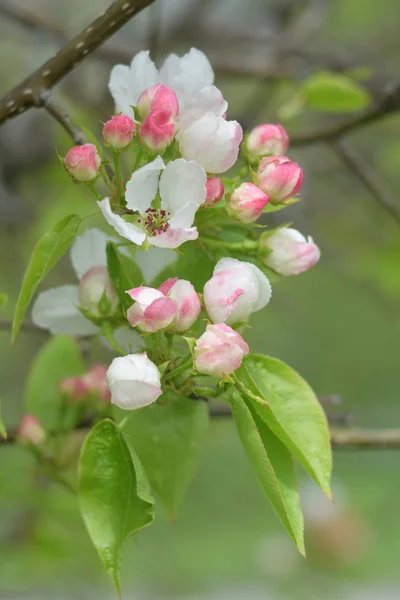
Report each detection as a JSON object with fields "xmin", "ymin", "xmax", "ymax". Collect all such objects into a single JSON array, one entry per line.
[{"xmin": 1, "ymin": 0, "xmax": 400, "ymax": 598}]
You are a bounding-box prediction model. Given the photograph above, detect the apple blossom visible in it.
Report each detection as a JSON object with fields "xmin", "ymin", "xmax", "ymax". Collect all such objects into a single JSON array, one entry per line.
[
  {"xmin": 137, "ymin": 83, "xmax": 179, "ymax": 119},
  {"xmin": 204, "ymin": 257, "xmax": 272, "ymax": 325},
  {"xmin": 18, "ymin": 415, "xmax": 45, "ymax": 445},
  {"xmin": 227, "ymin": 182, "xmax": 269, "ymax": 223},
  {"xmin": 204, "ymin": 177, "xmax": 224, "ymax": 207},
  {"xmin": 126, "ymin": 286, "xmax": 177, "ymax": 333},
  {"xmin": 59, "ymin": 376, "xmax": 88, "ymax": 401},
  {"xmin": 106, "ymin": 352, "xmax": 162, "ymax": 410},
  {"xmin": 246, "ymin": 124, "xmax": 289, "ymax": 158},
  {"xmin": 82, "ymin": 364, "xmax": 111, "ymax": 403},
  {"xmin": 257, "ymin": 156, "xmax": 303, "ymax": 203},
  {"xmin": 194, "ymin": 323, "xmax": 249, "ymax": 378},
  {"xmin": 158, "ymin": 278, "xmax": 201, "ymax": 333},
  {"xmin": 78, "ymin": 265, "xmax": 118, "ymax": 317},
  {"xmin": 64, "ymin": 143, "xmax": 101, "ymax": 182},
  {"xmin": 102, "ymin": 115, "xmax": 136, "ymax": 150},
  {"xmin": 140, "ymin": 108, "xmax": 175, "ymax": 152},
  {"xmin": 98, "ymin": 156, "xmax": 207, "ymax": 249},
  {"xmin": 261, "ymin": 228, "xmax": 321, "ymax": 276}
]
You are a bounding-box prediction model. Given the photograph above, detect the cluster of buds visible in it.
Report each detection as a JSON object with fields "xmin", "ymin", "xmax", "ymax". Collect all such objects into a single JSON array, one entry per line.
[
  {"xmin": 59, "ymin": 364, "xmax": 111, "ymax": 404},
  {"xmin": 137, "ymin": 84, "xmax": 179, "ymax": 153}
]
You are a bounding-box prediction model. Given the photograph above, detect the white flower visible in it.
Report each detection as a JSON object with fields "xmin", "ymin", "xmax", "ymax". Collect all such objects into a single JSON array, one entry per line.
[
  {"xmin": 106, "ymin": 352, "xmax": 162, "ymax": 410},
  {"xmin": 98, "ymin": 157, "xmax": 207, "ymax": 249},
  {"xmin": 108, "ymin": 48, "xmax": 242, "ymax": 173}
]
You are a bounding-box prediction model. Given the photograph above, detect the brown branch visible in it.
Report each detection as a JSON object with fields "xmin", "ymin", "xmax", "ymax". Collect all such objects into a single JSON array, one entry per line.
[
  {"xmin": 0, "ymin": 0, "xmax": 155, "ymax": 127},
  {"xmin": 330, "ymin": 428, "xmax": 400, "ymax": 449},
  {"xmin": 42, "ymin": 92, "xmax": 85, "ymax": 144}
]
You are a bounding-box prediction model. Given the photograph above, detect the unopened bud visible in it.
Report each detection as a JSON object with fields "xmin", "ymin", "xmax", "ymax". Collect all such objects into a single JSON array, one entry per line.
[
  {"xmin": 64, "ymin": 143, "xmax": 101, "ymax": 182},
  {"xmin": 140, "ymin": 109, "xmax": 175, "ymax": 153},
  {"xmin": 204, "ymin": 177, "xmax": 224, "ymax": 207},
  {"xmin": 260, "ymin": 228, "xmax": 320, "ymax": 276},
  {"xmin": 78, "ymin": 266, "xmax": 118, "ymax": 317},
  {"xmin": 227, "ymin": 182, "xmax": 269, "ymax": 223},
  {"xmin": 59, "ymin": 376, "xmax": 88, "ymax": 401},
  {"xmin": 82, "ymin": 364, "xmax": 111, "ymax": 403},
  {"xmin": 18, "ymin": 414, "xmax": 45, "ymax": 445},
  {"xmin": 158, "ymin": 278, "xmax": 201, "ymax": 333},
  {"xmin": 257, "ymin": 156, "xmax": 303, "ymax": 203},
  {"xmin": 194, "ymin": 324, "xmax": 249, "ymax": 378},
  {"xmin": 137, "ymin": 84, "xmax": 179, "ymax": 120},
  {"xmin": 103, "ymin": 115, "xmax": 136, "ymax": 150},
  {"xmin": 246, "ymin": 124, "xmax": 289, "ymax": 158}
]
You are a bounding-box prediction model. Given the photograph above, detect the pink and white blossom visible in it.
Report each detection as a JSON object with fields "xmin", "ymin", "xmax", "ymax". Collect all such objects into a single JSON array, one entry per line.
[
  {"xmin": 64, "ymin": 144, "xmax": 101, "ymax": 182},
  {"xmin": 257, "ymin": 156, "xmax": 303, "ymax": 203},
  {"xmin": 18, "ymin": 415, "xmax": 45, "ymax": 445},
  {"xmin": 204, "ymin": 177, "xmax": 224, "ymax": 207},
  {"xmin": 140, "ymin": 108, "xmax": 175, "ymax": 152},
  {"xmin": 227, "ymin": 182, "xmax": 269, "ymax": 223},
  {"xmin": 261, "ymin": 228, "xmax": 321, "ymax": 276},
  {"xmin": 126, "ymin": 286, "xmax": 177, "ymax": 333},
  {"xmin": 246, "ymin": 124, "xmax": 289, "ymax": 158},
  {"xmin": 194, "ymin": 323, "xmax": 249, "ymax": 378},
  {"xmin": 158, "ymin": 278, "xmax": 201, "ymax": 333},
  {"xmin": 204, "ymin": 257, "xmax": 272, "ymax": 325},
  {"xmin": 137, "ymin": 83, "xmax": 179, "ymax": 119},
  {"xmin": 78, "ymin": 265, "xmax": 118, "ymax": 317},
  {"xmin": 98, "ymin": 156, "xmax": 207, "ymax": 249},
  {"xmin": 106, "ymin": 352, "xmax": 162, "ymax": 410},
  {"xmin": 103, "ymin": 115, "xmax": 136, "ymax": 150}
]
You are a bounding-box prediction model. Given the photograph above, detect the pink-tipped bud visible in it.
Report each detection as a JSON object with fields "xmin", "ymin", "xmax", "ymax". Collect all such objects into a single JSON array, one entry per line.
[
  {"xmin": 257, "ymin": 156, "xmax": 303, "ymax": 203},
  {"xmin": 137, "ymin": 84, "xmax": 179, "ymax": 120},
  {"xmin": 227, "ymin": 182, "xmax": 269, "ymax": 223},
  {"xmin": 103, "ymin": 115, "xmax": 136, "ymax": 150},
  {"xmin": 261, "ymin": 228, "xmax": 320, "ymax": 276},
  {"xmin": 204, "ymin": 177, "xmax": 225, "ymax": 207},
  {"xmin": 246, "ymin": 124, "xmax": 289, "ymax": 158},
  {"xmin": 194, "ymin": 323, "xmax": 249, "ymax": 379},
  {"xmin": 78, "ymin": 266, "xmax": 118, "ymax": 317},
  {"xmin": 126, "ymin": 286, "xmax": 177, "ymax": 333},
  {"xmin": 140, "ymin": 109, "xmax": 175, "ymax": 153},
  {"xmin": 158, "ymin": 278, "xmax": 201, "ymax": 333},
  {"xmin": 59, "ymin": 376, "xmax": 88, "ymax": 402},
  {"xmin": 18, "ymin": 414, "xmax": 45, "ymax": 445},
  {"xmin": 82, "ymin": 364, "xmax": 111, "ymax": 403},
  {"xmin": 64, "ymin": 143, "xmax": 101, "ymax": 182}
]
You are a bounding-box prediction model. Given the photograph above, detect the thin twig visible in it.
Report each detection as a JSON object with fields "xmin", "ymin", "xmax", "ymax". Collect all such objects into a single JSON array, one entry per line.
[
  {"xmin": 42, "ymin": 92, "xmax": 85, "ymax": 144},
  {"xmin": 330, "ymin": 428, "xmax": 400, "ymax": 449}
]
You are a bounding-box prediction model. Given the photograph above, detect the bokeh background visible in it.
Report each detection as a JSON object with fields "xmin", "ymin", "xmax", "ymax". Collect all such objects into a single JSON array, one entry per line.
[{"xmin": 1, "ymin": 0, "xmax": 400, "ymax": 598}]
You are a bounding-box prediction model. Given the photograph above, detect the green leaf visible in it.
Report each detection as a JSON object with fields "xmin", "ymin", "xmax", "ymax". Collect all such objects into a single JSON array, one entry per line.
[
  {"xmin": 236, "ymin": 355, "xmax": 332, "ymax": 497},
  {"xmin": 120, "ymin": 392, "xmax": 209, "ymax": 518},
  {"xmin": 300, "ymin": 72, "xmax": 371, "ymax": 113},
  {"xmin": 12, "ymin": 214, "xmax": 81, "ymax": 343},
  {"xmin": 106, "ymin": 242, "xmax": 143, "ymax": 310},
  {"xmin": 25, "ymin": 335, "xmax": 84, "ymax": 429},
  {"xmin": 79, "ymin": 419, "xmax": 154, "ymax": 596},
  {"xmin": 263, "ymin": 197, "xmax": 301, "ymax": 213},
  {"xmin": 0, "ymin": 398, "xmax": 7, "ymax": 439},
  {"xmin": 229, "ymin": 392, "xmax": 304, "ymax": 554},
  {"xmin": 0, "ymin": 293, "xmax": 7, "ymax": 309}
]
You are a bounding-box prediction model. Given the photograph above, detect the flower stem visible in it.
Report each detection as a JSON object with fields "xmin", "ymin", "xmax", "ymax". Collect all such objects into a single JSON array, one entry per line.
[
  {"xmin": 230, "ymin": 373, "xmax": 268, "ymax": 405},
  {"xmin": 201, "ymin": 237, "xmax": 258, "ymax": 253},
  {"xmin": 86, "ymin": 183, "xmax": 102, "ymax": 200},
  {"xmin": 132, "ymin": 148, "xmax": 143, "ymax": 172},
  {"xmin": 113, "ymin": 153, "xmax": 121, "ymax": 189},
  {"xmin": 165, "ymin": 355, "xmax": 193, "ymax": 381},
  {"xmin": 101, "ymin": 323, "xmax": 126, "ymax": 356}
]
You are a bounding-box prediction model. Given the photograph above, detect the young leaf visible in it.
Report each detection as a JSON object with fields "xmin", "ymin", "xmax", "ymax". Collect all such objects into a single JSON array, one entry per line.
[
  {"xmin": 120, "ymin": 392, "xmax": 209, "ymax": 518},
  {"xmin": 0, "ymin": 398, "xmax": 7, "ymax": 439},
  {"xmin": 12, "ymin": 214, "xmax": 81, "ymax": 343},
  {"xmin": 236, "ymin": 354, "xmax": 332, "ymax": 497},
  {"xmin": 79, "ymin": 419, "xmax": 154, "ymax": 597},
  {"xmin": 106, "ymin": 242, "xmax": 143, "ymax": 310},
  {"xmin": 300, "ymin": 72, "xmax": 371, "ymax": 113},
  {"xmin": 228, "ymin": 392, "xmax": 304, "ymax": 554},
  {"xmin": 25, "ymin": 335, "xmax": 84, "ymax": 429}
]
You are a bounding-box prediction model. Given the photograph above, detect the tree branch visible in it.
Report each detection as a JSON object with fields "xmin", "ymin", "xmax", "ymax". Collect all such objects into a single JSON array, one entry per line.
[{"xmin": 330, "ymin": 427, "xmax": 400, "ymax": 449}]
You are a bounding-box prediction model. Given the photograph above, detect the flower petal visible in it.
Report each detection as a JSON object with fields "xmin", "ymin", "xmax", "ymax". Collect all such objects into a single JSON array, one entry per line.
[
  {"xmin": 97, "ymin": 198, "xmax": 146, "ymax": 246},
  {"xmin": 178, "ymin": 85, "xmax": 227, "ymax": 130},
  {"xmin": 167, "ymin": 201, "xmax": 200, "ymax": 229},
  {"xmin": 70, "ymin": 228, "xmax": 110, "ymax": 280},
  {"xmin": 129, "ymin": 51, "xmax": 160, "ymax": 104},
  {"xmin": 159, "ymin": 158, "xmax": 207, "ymax": 217},
  {"xmin": 110, "ymin": 380, "xmax": 162, "ymax": 410},
  {"xmin": 31, "ymin": 285, "xmax": 99, "ymax": 335},
  {"xmin": 149, "ymin": 227, "xmax": 198, "ymax": 249},
  {"xmin": 108, "ymin": 64, "xmax": 135, "ymax": 119},
  {"xmin": 125, "ymin": 156, "xmax": 165, "ymax": 214}
]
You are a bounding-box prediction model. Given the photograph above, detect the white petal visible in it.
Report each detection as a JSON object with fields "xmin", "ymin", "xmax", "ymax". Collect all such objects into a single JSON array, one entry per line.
[
  {"xmin": 159, "ymin": 48, "xmax": 214, "ymax": 110},
  {"xmin": 70, "ymin": 228, "xmax": 110, "ymax": 279},
  {"xmin": 108, "ymin": 64, "xmax": 135, "ymax": 119},
  {"xmin": 159, "ymin": 158, "xmax": 206, "ymax": 218},
  {"xmin": 125, "ymin": 156, "xmax": 165, "ymax": 214},
  {"xmin": 31, "ymin": 286, "xmax": 99, "ymax": 335},
  {"xmin": 135, "ymin": 247, "xmax": 177, "ymax": 284},
  {"xmin": 128, "ymin": 50, "xmax": 160, "ymax": 105},
  {"xmin": 168, "ymin": 201, "xmax": 200, "ymax": 229},
  {"xmin": 150, "ymin": 227, "xmax": 198, "ymax": 249},
  {"xmin": 177, "ymin": 85, "xmax": 227, "ymax": 130},
  {"xmin": 97, "ymin": 198, "xmax": 146, "ymax": 246},
  {"xmin": 243, "ymin": 262, "xmax": 272, "ymax": 311}
]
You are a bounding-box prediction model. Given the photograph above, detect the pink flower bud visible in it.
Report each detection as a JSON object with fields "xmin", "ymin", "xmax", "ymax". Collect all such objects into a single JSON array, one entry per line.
[
  {"xmin": 59, "ymin": 376, "xmax": 88, "ymax": 402},
  {"xmin": 194, "ymin": 323, "xmax": 249, "ymax": 378},
  {"xmin": 227, "ymin": 182, "xmax": 269, "ymax": 223},
  {"xmin": 78, "ymin": 266, "xmax": 118, "ymax": 317},
  {"xmin": 158, "ymin": 278, "xmax": 201, "ymax": 333},
  {"xmin": 246, "ymin": 124, "xmax": 289, "ymax": 158},
  {"xmin": 137, "ymin": 84, "xmax": 179, "ymax": 120},
  {"xmin": 204, "ymin": 177, "xmax": 224, "ymax": 207},
  {"xmin": 82, "ymin": 364, "xmax": 111, "ymax": 403},
  {"xmin": 261, "ymin": 228, "xmax": 320, "ymax": 276},
  {"xmin": 126, "ymin": 286, "xmax": 177, "ymax": 333},
  {"xmin": 64, "ymin": 143, "xmax": 101, "ymax": 182},
  {"xmin": 140, "ymin": 109, "xmax": 175, "ymax": 153},
  {"xmin": 257, "ymin": 156, "xmax": 303, "ymax": 203},
  {"xmin": 103, "ymin": 115, "xmax": 136, "ymax": 150},
  {"xmin": 204, "ymin": 258, "xmax": 272, "ymax": 325},
  {"xmin": 18, "ymin": 414, "xmax": 45, "ymax": 445}
]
